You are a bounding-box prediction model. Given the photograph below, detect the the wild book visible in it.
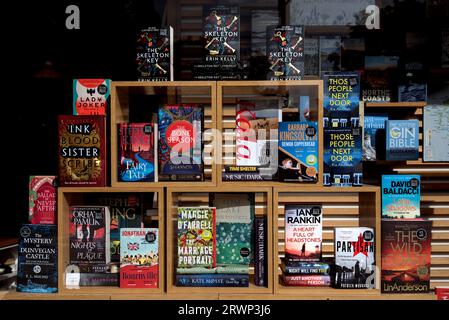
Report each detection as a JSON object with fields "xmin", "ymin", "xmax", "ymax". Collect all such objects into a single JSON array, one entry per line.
[
  {"xmin": 73, "ymin": 79, "xmax": 110, "ymax": 116},
  {"xmin": 28, "ymin": 176, "xmax": 56, "ymax": 225},
  {"xmin": 424, "ymin": 105, "xmax": 449, "ymax": 162},
  {"xmin": 382, "ymin": 219, "xmax": 431, "ymax": 293},
  {"xmin": 334, "ymin": 227, "xmax": 375, "ymax": 289},
  {"xmin": 386, "ymin": 120, "xmax": 419, "ymax": 161},
  {"xmin": 284, "ymin": 204, "xmax": 322, "ymax": 262},
  {"xmin": 362, "ymin": 114, "xmax": 388, "ymax": 161},
  {"xmin": 120, "ymin": 228, "xmax": 158, "ymax": 288},
  {"xmin": 382, "ymin": 175, "xmax": 420, "ymax": 218},
  {"xmin": 136, "ymin": 27, "xmax": 173, "ymax": 81},
  {"xmin": 266, "ymin": 25, "xmax": 304, "ymax": 80}
]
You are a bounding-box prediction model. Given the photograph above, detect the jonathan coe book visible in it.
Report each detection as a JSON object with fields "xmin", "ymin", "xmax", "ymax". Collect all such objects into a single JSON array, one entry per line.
[{"xmin": 382, "ymin": 175, "xmax": 420, "ymax": 219}]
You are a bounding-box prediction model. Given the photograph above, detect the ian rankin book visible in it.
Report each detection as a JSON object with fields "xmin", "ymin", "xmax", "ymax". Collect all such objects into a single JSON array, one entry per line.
[
  {"xmin": 424, "ymin": 105, "xmax": 449, "ymax": 162},
  {"xmin": 382, "ymin": 175, "xmax": 420, "ymax": 218},
  {"xmin": 284, "ymin": 204, "xmax": 322, "ymax": 262},
  {"xmin": 28, "ymin": 176, "xmax": 56, "ymax": 225},
  {"xmin": 386, "ymin": 120, "xmax": 419, "ymax": 161},
  {"xmin": 334, "ymin": 228, "xmax": 375, "ymax": 289},
  {"xmin": 73, "ymin": 79, "xmax": 110, "ymax": 116}
]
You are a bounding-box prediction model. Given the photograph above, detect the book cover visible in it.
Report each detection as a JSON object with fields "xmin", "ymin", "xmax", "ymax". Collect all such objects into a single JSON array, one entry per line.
[
  {"xmin": 386, "ymin": 120, "xmax": 419, "ymax": 161},
  {"xmin": 362, "ymin": 56, "xmax": 399, "ymax": 102},
  {"xmin": 118, "ymin": 123, "xmax": 156, "ymax": 182},
  {"xmin": 424, "ymin": 105, "xmax": 449, "ymax": 162},
  {"xmin": 282, "ymin": 274, "xmax": 331, "ymax": 286},
  {"xmin": 73, "ymin": 79, "xmax": 110, "ymax": 116},
  {"xmin": 382, "ymin": 175, "xmax": 421, "ymax": 219},
  {"xmin": 323, "ymin": 72, "xmax": 360, "ymax": 128},
  {"xmin": 278, "ymin": 122, "xmax": 318, "ymax": 182},
  {"xmin": 323, "ymin": 127, "xmax": 363, "ymax": 186},
  {"xmin": 254, "ymin": 217, "xmax": 267, "ymax": 286},
  {"xmin": 69, "ymin": 206, "xmax": 110, "ymax": 272},
  {"xmin": 319, "ymin": 36, "xmax": 341, "ymax": 76},
  {"xmin": 136, "ymin": 26, "xmax": 173, "ymax": 81},
  {"xmin": 158, "ymin": 105, "xmax": 203, "ymax": 181},
  {"xmin": 266, "ymin": 25, "xmax": 304, "ymax": 80},
  {"xmin": 177, "ymin": 207, "xmax": 216, "ymax": 269},
  {"xmin": 281, "ymin": 259, "xmax": 331, "ymax": 275},
  {"xmin": 362, "ymin": 114, "xmax": 388, "ymax": 161},
  {"xmin": 334, "ymin": 227, "xmax": 375, "ymax": 289},
  {"xmin": 284, "ymin": 204, "xmax": 322, "ymax": 262},
  {"xmin": 120, "ymin": 228, "xmax": 159, "ymax": 288},
  {"xmin": 176, "ymin": 274, "xmax": 249, "ymax": 287},
  {"xmin": 28, "ymin": 176, "xmax": 56, "ymax": 224},
  {"xmin": 381, "ymin": 219, "xmax": 431, "ymax": 294},
  {"xmin": 58, "ymin": 115, "xmax": 106, "ymax": 187},
  {"xmin": 17, "ymin": 224, "xmax": 58, "ymax": 293}
]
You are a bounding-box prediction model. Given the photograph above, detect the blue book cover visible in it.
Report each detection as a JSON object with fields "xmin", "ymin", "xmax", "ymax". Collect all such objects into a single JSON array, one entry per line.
[
  {"xmin": 363, "ymin": 114, "xmax": 388, "ymax": 161},
  {"xmin": 278, "ymin": 121, "xmax": 318, "ymax": 182},
  {"xmin": 386, "ymin": 120, "xmax": 419, "ymax": 161},
  {"xmin": 323, "ymin": 127, "xmax": 363, "ymax": 186},
  {"xmin": 17, "ymin": 224, "xmax": 58, "ymax": 293},
  {"xmin": 323, "ymin": 72, "xmax": 360, "ymax": 128},
  {"xmin": 382, "ymin": 175, "xmax": 420, "ymax": 218},
  {"xmin": 176, "ymin": 274, "xmax": 249, "ymax": 287}
]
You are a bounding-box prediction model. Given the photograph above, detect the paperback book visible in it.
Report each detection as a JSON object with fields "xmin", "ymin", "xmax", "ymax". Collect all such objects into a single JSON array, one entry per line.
[
  {"xmin": 176, "ymin": 274, "xmax": 249, "ymax": 287},
  {"xmin": 282, "ymin": 274, "xmax": 331, "ymax": 287},
  {"xmin": 254, "ymin": 217, "xmax": 267, "ymax": 286},
  {"xmin": 382, "ymin": 175, "xmax": 420, "ymax": 218},
  {"xmin": 28, "ymin": 176, "xmax": 56, "ymax": 225},
  {"xmin": 362, "ymin": 56, "xmax": 399, "ymax": 102},
  {"xmin": 281, "ymin": 260, "xmax": 331, "ymax": 275},
  {"xmin": 386, "ymin": 120, "xmax": 419, "ymax": 161},
  {"xmin": 424, "ymin": 105, "xmax": 449, "ymax": 162},
  {"xmin": 362, "ymin": 114, "xmax": 388, "ymax": 161},
  {"xmin": 73, "ymin": 79, "xmax": 110, "ymax": 116}
]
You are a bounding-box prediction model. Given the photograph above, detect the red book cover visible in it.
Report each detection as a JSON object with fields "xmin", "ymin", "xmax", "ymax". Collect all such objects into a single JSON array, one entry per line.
[
  {"xmin": 436, "ymin": 288, "xmax": 449, "ymax": 300},
  {"xmin": 282, "ymin": 274, "xmax": 331, "ymax": 287},
  {"xmin": 73, "ymin": 79, "xmax": 110, "ymax": 116},
  {"xmin": 58, "ymin": 115, "xmax": 106, "ymax": 187},
  {"xmin": 28, "ymin": 176, "xmax": 56, "ymax": 224}
]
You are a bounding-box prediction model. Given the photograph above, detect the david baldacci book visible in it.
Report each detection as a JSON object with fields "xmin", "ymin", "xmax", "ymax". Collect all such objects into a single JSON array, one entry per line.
[
  {"xmin": 386, "ymin": 120, "xmax": 419, "ymax": 161},
  {"xmin": 17, "ymin": 224, "xmax": 57, "ymax": 293},
  {"xmin": 58, "ymin": 115, "xmax": 106, "ymax": 187},
  {"xmin": 177, "ymin": 207, "xmax": 216, "ymax": 269},
  {"xmin": 266, "ymin": 25, "xmax": 304, "ymax": 80},
  {"xmin": 136, "ymin": 26, "xmax": 173, "ymax": 81},
  {"xmin": 118, "ymin": 123, "xmax": 157, "ymax": 182},
  {"xmin": 73, "ymin": 79, "xmax": 110, "ymax": 115},
  {"xmin": 424, "ymin": 105, "xmax": 449, "ymax": 162},
  {"xmin": 382, "ymin": 175, "xmax": 420, "ymax": 218},
  {"xmin": 120, "ymin": 228, "xmax": 158, "ymax": 288},
  {"xmin": 381, "ymin": 219, "xmax": 431, "ymax": 293},
  {"xmin": 158, "ymin": 105, "xmax": 203, "ymax": 181},
  {"xmin": 284, "ymin": 204, "xmax": 322, "ymax": 262},
  {"xmin": 334, "ymin": 227, "xmax": 375, "ymax": 289},
  {"xmin": 28, "ymin": 176, "xmax": 56, "ymax": 224},
  {"xmin": 362, "ymin": 114, "xmax": 388, "ymax": 161}
]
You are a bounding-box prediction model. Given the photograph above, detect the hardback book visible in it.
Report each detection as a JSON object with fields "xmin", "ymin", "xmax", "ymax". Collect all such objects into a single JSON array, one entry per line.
[
  {"xmin": 136, "ymin": 26, "xmax": 173, "ymax": 81},
  {"xmin": 362, "ymin": 114, "xmax": 388, "ymax": 161},
  {"xmin": 79, "ymin": 273, "xmax": 119, "ymax": 286},
  {"xmin": 266, "ymin": 25, "xmax": 304, "ymax": 80},
  {"xmin": 323, "ymin": 127, "xmax": 363, "ymax": 186},
  {"xmin": 319, "ymin": 36, "xmax": 341, "ymax": 77},
  {"xmin": 398, "ymin": 83, "xmax": 427, "ymax": 102},
  {"xmin": 210, "ymin": 193, "xmax": 254, "ymax": 266},
  {"xmin": 254, "ymin": 217, "xmax": 267, "ymax": 286},
  {"xmin": 158, "ymin": 105, "xmax": 203, "ymax": 181},
  {"xmin": 177, "ymin": 207, "xmax": 216, "ymax": 269},
  {"xmin": 17, "ymin": 224, "xmax": 58, "ymax": 293},
  {"xmin": 278, "ymin": 122, "xmax": 318, "ymax": 182},
  {"xmin": 386, "ymin": 120, "xmax": 419, "ymax": 161},
  {"xmin": 73, "ymin": 79, "xmax": 110, "ymax": 115},
  {"xmin": 323, "ymin": 72, "xmax": 360, "ymax": 128},
  {"xmin": 381, "ymin": 219, "xmax": 431, "ymax": 294},
  {"xmin": 28, "ymin": 176, "xmax": 56, "ymax": 224},
  {"xmin": 69, "ymin": 206, "xmax": 111, "ymax": 272},
  {"xmin": 120, "ymin": 228, "xmax": 159, "ymax": 288},
  {"xmin": 284, "ymin": 204, "xmax": 322, "ymax": 262},
  {"xmin": 382, "ymin": 175, "xmax": 421, "ymax": 218},
  {"xmin": 424, "ymin": 105, "xmax": 449, "ymax": 162},
  {"xmin": 282, "ymin": 274, "xmax": 331, "ymax": 287},
  {"xmin": 334, "ymin": 227, "xmax": 375, "ymax": 289},
  {"xmin": 281, "ymin": 259, "xmax": 331, "ymax": 275},
  {"xmin": 176, "ymin": 274, "xmax": 249, "ymax": 287},
  {"xmin": 304, "ymin": 37, "xmax": 319, "ymax": 76},
  {"xmin": 118, "ymin": 123, "xmax": 157, "ymax": 182},
  {"xmin": 58, "ymin": 115, "xmax": 106, "ymax": 187},
  {"xmin": 361, "ymin": 56, "xmax": 399, "ymax": 102}
]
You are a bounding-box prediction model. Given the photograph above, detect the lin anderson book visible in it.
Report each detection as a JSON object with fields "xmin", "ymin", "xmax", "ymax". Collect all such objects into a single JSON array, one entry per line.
[{"xmin": 382, "ymin": 175, "xmax": 420, "ymax": 218}]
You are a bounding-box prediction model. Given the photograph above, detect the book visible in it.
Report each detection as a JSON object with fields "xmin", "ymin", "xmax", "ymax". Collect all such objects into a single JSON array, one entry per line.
[
  {"xmin": 362, "ymin": 114, "xmax": 388, "ymax": 161},
  {"xmin": 278, "ymin": 122, "xmax": 318, "ymax": 182},
  {"xmin": 281, "ymin": 259, "xmax": 331, "ymax": 275},
  {"xmin": 282, "ymin": 274, "xmax": 331, "ymax": 286},
  {"xmin": 73, "ymin": 79, "xmax": 110, "ymax": 116},
  {"xmin": 386, "ymin": 120, "xmax": 419, "ymax": 161},
  {"xmin": 266, "ymin": 25, "xmax": 304, "ymax": 80},
  {"xmin": 424, "ymin": 105, "xmax": 449, "ymax": 162},
  {"xmin": 381, "ymin": 219, "xmax": 432, "ymax": 294},
  {"xmin": 323, "ymin": 127, "xmax": 363, "ymax": 186},
  {"xmin": 334, "ymin": 227, "xmax": 375, "ymax": 289},
  {"xmin": 69, "ymin": 206, "xmax": 110, "ymax": 272},
  {"xmin": 382, "ymin": 175, "xmax": 421, "ymax": 219},
  {"xmin": 210, "ymin": 193, "xmax": 254, "ymax": 266},
  {"xmin": 436, "ymin": 288, "xmax": 449, "ymax": 300},
  {"xmin": 398, "ymin": 83, "xmax": 427, "ymax": 102},
  {"xmin": 118, "ymin": 123, "xmax": 157, "ymax": 182},
  {"xmin": 120, "ymin": 228, "xmax": 159, "ymax": 288},
  {"xmin": 176, "ymin": 274, "xmax": 249, "ymax": 287},
  {"xmin": 254, "ymin": 217, "xmax": 267, "ymax": 286},
  {"xmin": 17, "ymin": 224, "xmax": 58, "ymax": 293},
  {"xmin": 319, "ymin": 36, "xmax": 341, "ymax": 76},
  {"xmin": 58, "ymin": 115, "xmax": 106, "ymax": 187},
  {"xmin": 222, "ymin": 166, "xmax": 276, "ymax": 181},
  {"xmin": 28, "ymin": 176, "xmax": 56, "ymax": 224},
  {"xmin": 284, "ymin": 204, "xmax": 322, "ymax": 262},
  {"xmin": 177, "ymin": 207, "xmax": 216, "ymax": 269},
  {"xmin": 323, "ymin": 72, "xmax": 360, "ymax": 128},
  {"xmin": 362, "ymin": 56, "xmax": 399, "ymax": 102},
  {"xmin": 136, "ymin": 26, "xmax": 173, "ymax": 81},
  {"xmin": 158, "ymin": 105, "xmax": 203, "ymax": 181},
  {"xmin": 79, "ymin": 273, "xmax": 119, "ymax": 286},
  {"xmin": 176, "ymin": 265, "xmax": 248, "ymax": 275}
]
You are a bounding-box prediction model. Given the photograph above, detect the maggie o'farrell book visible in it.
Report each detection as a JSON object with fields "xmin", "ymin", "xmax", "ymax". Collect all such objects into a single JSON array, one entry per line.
[{"xmin": 382, "ymin": 175, "xmax": 420, "ymax": 219}]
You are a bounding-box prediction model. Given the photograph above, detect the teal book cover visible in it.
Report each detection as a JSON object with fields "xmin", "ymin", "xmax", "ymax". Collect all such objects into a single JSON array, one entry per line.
[{"xmin": 382, "ymin": 175, "xmax": 420, "ymax": 218}]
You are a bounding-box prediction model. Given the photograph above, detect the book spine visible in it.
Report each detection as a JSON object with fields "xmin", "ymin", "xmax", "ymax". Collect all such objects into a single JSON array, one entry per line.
[
  {"xmin": 254, "ymin": 217, "xmax": 266, "ymax": 286},
  {"xmin": 222, "ymin": 173, "xmax": 273, "ymax": 181},
  {"xmin": 79, "ymin": 273, "xmax": 119, "ymax": 286},
  {"xmin": 282, "ymin": 264, "xmax": 330, "ymax": 275},
  {"xmin": 282, "ymin": 275, "xmax": 331, "ymax": 287},
  {"xmin": 176, "ymin": 274, "xmax": 249, "ymax": 287}
]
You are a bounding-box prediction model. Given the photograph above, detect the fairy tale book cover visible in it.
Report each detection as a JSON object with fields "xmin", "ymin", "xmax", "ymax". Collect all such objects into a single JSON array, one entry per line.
[
  {"xmin": 28, "ymin": 176, "xmax": 56, "ymax": 224},
  {"xmin": 73, "ymin": 79, "xmax": 110, "ymax": 116},
  {"xmin": 58, "ymin": 115, "xmax": 106, "ymax": 187}
]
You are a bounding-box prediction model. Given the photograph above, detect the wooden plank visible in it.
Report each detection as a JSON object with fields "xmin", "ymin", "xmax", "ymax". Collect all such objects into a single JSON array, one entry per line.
[
  {"xmin": 0, "ymin": 238, "xmax": 18, "ymax": 250},
  {"xmin": 277, "ymin": 206, "xmax": 360, "ymax": 216},
  {"xmin": 277, "ymin": 219, "xmax": 359, "ymax": 228},
  {"xmin": 432, "ymin": 255, "xmax": 449, "ymax": 265},
  {"xmin": 365, "ymin": 102, "xmax": 426, "ymax": 108},
  {"xmin": 279, "ymin": 193, "xmax": 359, "ymax": 203}
]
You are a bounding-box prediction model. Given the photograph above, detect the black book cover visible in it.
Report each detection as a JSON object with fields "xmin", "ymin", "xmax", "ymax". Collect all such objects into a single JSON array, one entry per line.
[{"xmin": 254, "ymin": 217, "xmax": 267, "ymax": 286}]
